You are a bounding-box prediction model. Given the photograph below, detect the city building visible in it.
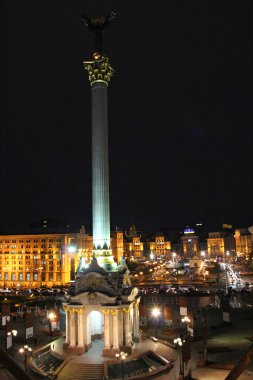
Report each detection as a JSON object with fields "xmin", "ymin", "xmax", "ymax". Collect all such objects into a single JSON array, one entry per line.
[
  {"xmin": 234, "ymin": 228, "xmax": 253, "ymax": 260},
  {"xmin": 0, "ymin": 227, "xmax": 93, "ymax": 288},
  {"xmin": 145, "ymin": 232, "xmax": 171, "ymax": 259},
  {"xmin": 181, "ymin": 228, "xmax": 198, "ymax": 258},
  {"xmin": 207, "ymin": 230, "xmax": 235, "ymax": 258},
  {"xmin": 124, "ymin": 225, "xmax": 144, "ymax": 260}
]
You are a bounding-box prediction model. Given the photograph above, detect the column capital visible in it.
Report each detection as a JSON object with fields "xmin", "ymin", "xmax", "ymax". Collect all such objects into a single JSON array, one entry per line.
[
  {"xmin": 103, "ymin": 309, "xmax": 111, "ymax": 316},
  {"xmin": 83, "ymin": 55, "xmax": 114, "ymax": 86}
]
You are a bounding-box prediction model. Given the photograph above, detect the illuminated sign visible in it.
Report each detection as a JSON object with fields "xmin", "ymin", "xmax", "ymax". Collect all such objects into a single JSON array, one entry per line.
[{"xmin": 184, "ymin": 228, "xmax": 194, "ymax": 234}]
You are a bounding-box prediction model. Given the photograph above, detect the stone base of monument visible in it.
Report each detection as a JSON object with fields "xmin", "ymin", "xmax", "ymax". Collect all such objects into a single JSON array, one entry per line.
[{"xmin": 63, "ymin": 342, "xmax": 91, "ymax": 354}]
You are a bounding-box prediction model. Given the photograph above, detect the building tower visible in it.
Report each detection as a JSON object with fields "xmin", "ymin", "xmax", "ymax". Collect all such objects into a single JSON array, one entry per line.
[{"xmin": 82, "ymin": 12, "xmax": 116, "ymax": 270}]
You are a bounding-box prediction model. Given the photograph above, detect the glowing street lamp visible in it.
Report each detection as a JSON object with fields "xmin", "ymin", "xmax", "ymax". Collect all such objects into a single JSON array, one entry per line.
[
  {"xmin": 48, "ymin": 311, "xmax": 56, "ymax": 335},
  {"xmin": 181, "ymin": 316, "xmax": 191, "ymax": 334},
  {"xmin": 115, "ymin": 351, "xmax": 128, "ymax": 380},
  {"xmin": 19, "ymin": 344, "xmax": 32, "ymax": 370},
  {"xmin": 6, "ymin": 329, "xmax": 18, "ymax": 351},
  {"xmin": 152, "ymin": 307, "xmax": 160, "ymax": 336},
  {"xmin": 173, "ymin": 337, "xmax": 184, "ymax": 377}
]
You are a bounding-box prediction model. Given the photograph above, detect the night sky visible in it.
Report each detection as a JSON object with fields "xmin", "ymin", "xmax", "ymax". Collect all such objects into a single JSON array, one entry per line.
[{"xmin": 0, "ymin": 1, "xmax": 252, "ymax": 233}]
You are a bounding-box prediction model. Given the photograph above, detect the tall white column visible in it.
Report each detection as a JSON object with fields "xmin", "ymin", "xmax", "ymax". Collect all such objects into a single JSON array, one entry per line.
[
  {"xmin": 91, "ymin": 81, "xmax": 110, "ymax": 250},
  {"xmin": 133, "ymin": 301, "xmax": 140, "ymax": 342},
  {"xmin": 77, "ymin": 310, "xmax": 84, "ymax": 348},
  {"xmin": 112, "ymin": 310, "xmax": 119, "ymax": 350},
  {"xmin": 69, "ymin": 310, "xmax": 76, "ymax": 347},
  {"xmin": 103, "ymin": 310, "xmax": 110, "ymax": 348},
  {"xmin": 65, "ymin": 310, "xmax": 70, "ymax": 344},
  {"xmin": 124, "ymin": 308, "xmax": 132, "ymax": 346}
]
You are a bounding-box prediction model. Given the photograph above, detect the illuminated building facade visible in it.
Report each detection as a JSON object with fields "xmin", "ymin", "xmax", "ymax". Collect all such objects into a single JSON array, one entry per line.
[
  {"xmin": 207, "ymin": 232, "xmax": 224, "ymax": 256},
  {"xmin": 0, "ymin": 229, "xmax": 94, "ymax": 288},
  {"xmin": 181, "ymin": 228, "xmax": 198, "ymax": 257},
  {"xmin": 124, "ymin": 236, "xmax": 144, "ymax": 260},
  {"xmin": 111, "ymin": 230, "xmax": 124, "ymax": 264},
  {"xmin": 207, "ymin": 231, "xmax": 235, "ymax": 258},
  {"xmin": 234, "ymin": 228, "xmax": 253, "ymax": 260},
  {"xmin": 146, "ymin": 233, "xmax": 171, "ymax": 259}
]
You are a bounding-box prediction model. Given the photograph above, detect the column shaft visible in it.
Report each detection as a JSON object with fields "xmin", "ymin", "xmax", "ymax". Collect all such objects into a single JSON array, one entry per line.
[
  {"xmin": 77, "ymin": 311, "xmax": 84, "ymax": 347},
  {"xmin": 113, "ymin": 313, "xmax": 119, "ymax": 350},
  {"xmin": 92, "ymin": 82, "xmax": 110, "ymax": 249},
  {"xmin": 104, "ymin": 313, "xmax": 110, "ymax": 348},
  {"xmin": 65, "ymin": 310, "xmax": 69, "ymax": 344},
  {"xmin": 69, "ymin": 312, "xmax": 76, "ymax": 347}
]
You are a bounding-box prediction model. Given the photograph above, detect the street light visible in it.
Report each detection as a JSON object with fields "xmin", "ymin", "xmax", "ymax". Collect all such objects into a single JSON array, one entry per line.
[
  {"xmin": 224, "ymin": 251, "xmax": 230, "ymax": 294},
  {"xmin": 6, "ymin": 329, "xmax": 18, "ymax": 351},
  {"xmin": 48, "ymin": 311, "xmax": 56, "ymax": 335},
  {"xmin": 152, "ymin": 307, "xmax": 160, "ymax": 336},
  {"xmin": 19, "ymin": 344, "xmax": 32, "ymax": 370},
  {"xmin": 181, "ymin": 316, "xmax": 191, "ymax": 334},
  {"xmin": 115, "ymin": 351, "xmax": 128, "ymax": 380},
  {"xmin": 173, "ymin": 337, "xmax": 184, "ymax": 378}
]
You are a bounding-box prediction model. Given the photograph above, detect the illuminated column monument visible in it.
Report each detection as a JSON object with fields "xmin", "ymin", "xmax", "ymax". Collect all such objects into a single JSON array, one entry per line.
[{"xmin": 83, "ymin": 13, "xmax": 117, "ymax": 270}]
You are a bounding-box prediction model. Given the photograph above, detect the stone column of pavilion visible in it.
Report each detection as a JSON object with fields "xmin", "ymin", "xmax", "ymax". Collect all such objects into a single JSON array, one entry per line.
[{"xmin": 84, "ymin": 54, "xmax": 117, "ymax": 271}]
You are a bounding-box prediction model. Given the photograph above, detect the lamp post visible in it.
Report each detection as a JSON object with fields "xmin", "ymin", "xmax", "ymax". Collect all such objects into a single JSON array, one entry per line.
[
  {"xmin": 173, "ymin": 336, "xmax": 184, "ymax": 379},
  {"xmin": 152, "ymin": 307, "xmax": 160, "ymax": 336},
  {"xmin": 181, "ymin": 316, "xmax": 190, "ymax": 335},
  {"xmin": 115, "ymin": 351, "xmax": 128, "ymax": 380},
  {"xmin": 48, "ymin": 311, "xmax": 56, "ymax": 335},
  {"xmin": 6, "ymin": 329, "xmax": 17, "ymax": 351},
  {"xmin": 224, "ymin": 251, "xmax": 230, "ymax": 295},
  {"xmin": 19, "ymin": 344, "xmax": 32, "ymax": 370}
]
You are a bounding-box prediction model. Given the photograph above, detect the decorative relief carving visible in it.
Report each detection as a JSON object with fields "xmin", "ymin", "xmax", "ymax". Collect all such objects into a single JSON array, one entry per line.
[
  {"xmin": 83, "ymin": 274, "xmax": 103, "ymax": 288},
  {"xmin": 83, "ymin": 55, "xmax": 114, "ymax": 86}
]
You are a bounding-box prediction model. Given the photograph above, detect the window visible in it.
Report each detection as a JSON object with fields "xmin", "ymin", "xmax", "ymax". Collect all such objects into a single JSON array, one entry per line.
[
  {"xmin": 11, "ymin": 273, "xmax": 16, "ymax": 281},
  {"xmin": 33, "ymin": 239, "xmax": 38, "ymax": 243},
  {"xmin": 4, "ymin": 273, "xmax": 8, "ymax": 280},
  {"xmin": 49, "ymin": 239, "xmax": 54, "ymax": 242},
  {"xmin": 26, "ymin": 273, "xmax": 30, "ymax": 281},
  {"xmin": 41, "ymin": 239, "xmax": 45, "ymax": 242},
  {"xmin": 12, "ymin": 240, "xmax": 16, "ymax": 243},
  {"xmin": 19, "ymin": 240, "xmax": 23, "ymax": 243},
  {"xmin": 19, "ymin": 273, "xmax": 23, "ymax": 281},
  {"xmin": 26, "ymin": 240, "xmax": 30, "ymax": 243},
  {"xmin": 34, "ymin": 273, "xmax": 38, "ymax": 280}
]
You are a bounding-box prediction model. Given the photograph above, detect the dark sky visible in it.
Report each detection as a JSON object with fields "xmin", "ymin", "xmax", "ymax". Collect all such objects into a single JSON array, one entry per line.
[{"xmin": 0, "ymin": 1, "xmax": 252, "ymax": 233}]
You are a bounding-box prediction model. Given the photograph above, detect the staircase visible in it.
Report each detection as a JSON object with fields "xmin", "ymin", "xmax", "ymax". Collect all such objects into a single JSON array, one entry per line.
[{"xmin": 57, "ymin": 362, "xmax": 104, "ymax": 380}]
